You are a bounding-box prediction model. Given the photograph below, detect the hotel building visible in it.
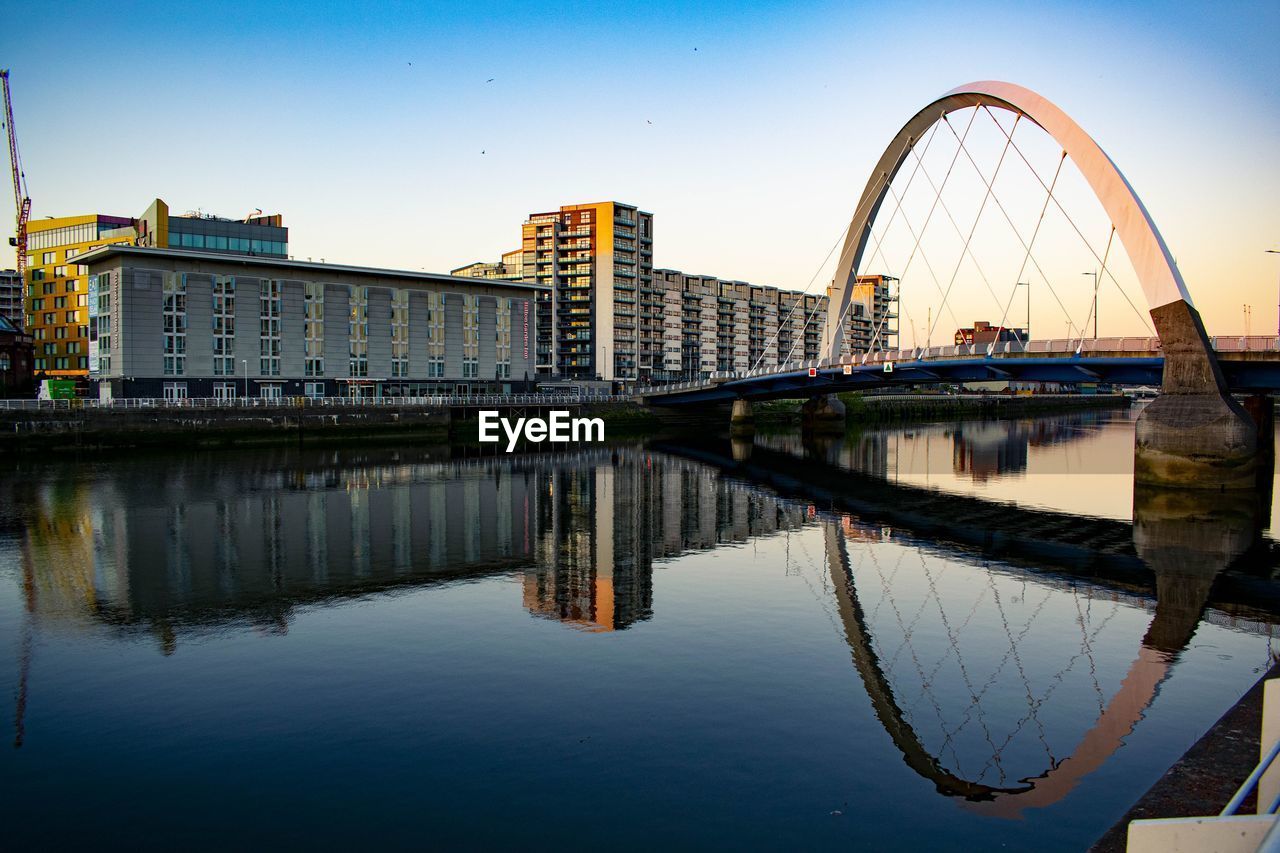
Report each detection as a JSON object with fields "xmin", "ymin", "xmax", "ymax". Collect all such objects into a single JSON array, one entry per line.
[
  {"xmin": 76, "ymin": 246, "xmax": 541, "ymax": 400},
  {"xmin": 455, "ymin": 200, "xmax": 897, "ymax": 384},
  {"xmin": 23, "ymin": 199, "xmax": 288, "ymax": 379}
]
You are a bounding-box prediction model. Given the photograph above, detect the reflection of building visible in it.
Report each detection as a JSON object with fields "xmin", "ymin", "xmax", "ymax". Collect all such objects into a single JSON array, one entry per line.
[
  {"xmin": 10, "ymin": 445, "xmax": 809, "ymax": 648},
  {"xmin": 522, "ymin": 450, "xmax": 809, "ymax": 631},
  {"xmin": 951, "ymin": 423, "xmax": 1030, "ymax": 482}
]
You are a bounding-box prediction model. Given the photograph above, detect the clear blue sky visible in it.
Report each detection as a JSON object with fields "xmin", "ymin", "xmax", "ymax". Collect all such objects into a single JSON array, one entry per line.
[{"xmin": 2, "ymin": 0, "xmax": 1277, "ymax": 335}]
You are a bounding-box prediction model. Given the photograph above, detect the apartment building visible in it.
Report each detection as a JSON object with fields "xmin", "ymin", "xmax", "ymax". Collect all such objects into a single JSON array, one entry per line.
[
  {"xmin": 455, "ymin": 200, "xmax": 897, "ymax": 384},
  {"xmin": 23, "ymin": 198, "xmax": 288, "ymax": 379},
  {"xmin": 0, "ymin": 268, "xmax": 22, "ymax": 328}
]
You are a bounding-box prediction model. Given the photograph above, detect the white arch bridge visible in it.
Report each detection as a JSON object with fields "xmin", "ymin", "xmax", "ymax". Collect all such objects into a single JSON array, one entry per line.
[{"xmin": 636, "ymin": 81, "xmax": 1272, "ymax": 489}]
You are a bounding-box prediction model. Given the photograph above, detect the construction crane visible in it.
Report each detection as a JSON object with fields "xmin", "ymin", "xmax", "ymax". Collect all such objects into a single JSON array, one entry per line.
[{"xmin": 2, "ymin": 69, "xmax": 31, "ymax": 279}]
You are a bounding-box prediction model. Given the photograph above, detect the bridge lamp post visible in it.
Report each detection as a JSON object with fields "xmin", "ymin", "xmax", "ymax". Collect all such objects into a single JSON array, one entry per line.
[
  {"xmin": 1082, "ymin": 271, "xmax": 1098, "ymax": 338},
  {"xmin": 1267, "ymin": 249, "xmax": 1280, "ymax": 337},
  {"xmin": 1016, "ymin": 281, "xmax": 1030, "ymax": 343}
]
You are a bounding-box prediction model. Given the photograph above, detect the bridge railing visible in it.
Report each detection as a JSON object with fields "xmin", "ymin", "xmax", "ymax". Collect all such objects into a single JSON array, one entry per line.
[
  {"xmin": 633, "ymin": 335, "xmax": 1280, "ymax": 397},
  {"xmin": 0, "ymin": 393, "xmax": 632, "ymax": 412}
]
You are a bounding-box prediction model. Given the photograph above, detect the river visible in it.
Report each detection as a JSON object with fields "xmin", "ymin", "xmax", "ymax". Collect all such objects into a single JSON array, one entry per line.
[{"xmin": 2, "ymin": 406, "xmax": 1277, "ymax": 850}]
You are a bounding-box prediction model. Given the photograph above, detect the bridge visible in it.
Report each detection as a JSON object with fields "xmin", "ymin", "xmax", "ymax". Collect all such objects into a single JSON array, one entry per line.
[
  {"xmin": 636, "ymin": 80, "xmax": 1274, "ymax": 489},
  {"xmin": 637, "ymin": 335, "xmax": 1280, "ymax": 405}
]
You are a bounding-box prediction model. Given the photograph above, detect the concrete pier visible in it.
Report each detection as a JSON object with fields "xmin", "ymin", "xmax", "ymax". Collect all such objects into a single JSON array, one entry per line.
[
  {"xmin": 729, "ymin": 399, "xmax": 755, "ymax": 437},
  {"xmin": 800, "ymin": 394, "xmax": 846, "ymax": 435},
  {"xmin": 1135, "ymin": 301, "xmax": 1258, "ymax": 489}
]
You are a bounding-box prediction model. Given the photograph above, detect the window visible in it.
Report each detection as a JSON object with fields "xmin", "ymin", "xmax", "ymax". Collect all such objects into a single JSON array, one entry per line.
[
  {"xmin": 259, "ymin": 384, "xmax": 282, "ymax": 401},
  {"xmin": 53, "ymin": 357, "xmax": 70, "ymax": 370},
  {"xmin": 42, "ymin": 252, "xmax": 54, "ymax": 264},
  {"xmin": 304, "ymin": 281, "xmax": 324, "ymax": 376},
  {"xmin": 163, "ymin": 273, "xmax": 187, "ymax": 376},
  {"xmin": 54, "ymin": 326, "xmax": 67, "ymax": 339},
  {"xmin": 348, "ymin": 285, "xmax": 368, "ymax": 377},
  {"xmin": 65, "ymin": 281, "xmax": 77, "ymax": 293},
  {"xmin": 496, "ymin": 298, "xmax": 512, "ymax": 379},
  {"xmin": 67, "ymin": 342, "xmax": 81, "ymax": 354},
  {"xmin": 163, "ymin": 382, "xmax": 188, "ymax": 402},
  {"xmin": 425, "ymin": 290, "xmax": 445, "ymax": 378},
  {"xmin": 212, "ymin": 276, "xmax": 235, "ymax": 376},
  {"xmin": 260, "ymin": 279, "xmax": 281, "ymax": 376},
  {"xmin": 462, "ymin": 294, "xmax": 479, "ymax": 379},
  {"xmin": 65, "ymin": 311, "xmax": 77, "ymax": 324},
  {"xmin": 390, "ymin": 289, "xmax": 409, "ymax": 378},
  {"xmin": 53, "ymin": 266, "xmax": 67, "ymax": 278},
  {"xmin": 213, "ymin": 382, "xmax": 236, "ymax": 402},
  {"xmin": 304, "ymin": 381, "xmax": 325, "ymax": 399}
]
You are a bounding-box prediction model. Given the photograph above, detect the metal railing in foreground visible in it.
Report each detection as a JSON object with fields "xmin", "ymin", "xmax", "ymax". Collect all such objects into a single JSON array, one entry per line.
[
  {"xmin": 0, "ymin": 393, "xmax": 631, "ymax": 412},
  {"xmin": 1127, "ymin": 677, "xmax": 1280, "ymax": 852}
]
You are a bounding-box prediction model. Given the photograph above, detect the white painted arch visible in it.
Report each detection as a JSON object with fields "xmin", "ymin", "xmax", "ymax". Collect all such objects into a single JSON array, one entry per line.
[{"xmin": 824, "ymin": 80, "xmax": 1192, "ymax": 361}]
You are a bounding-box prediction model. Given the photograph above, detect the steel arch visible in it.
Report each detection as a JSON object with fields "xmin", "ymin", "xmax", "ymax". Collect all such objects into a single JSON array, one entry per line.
[{"xmin": 825, "ymin": 80, "xmax": 1191, "ymax": 361}]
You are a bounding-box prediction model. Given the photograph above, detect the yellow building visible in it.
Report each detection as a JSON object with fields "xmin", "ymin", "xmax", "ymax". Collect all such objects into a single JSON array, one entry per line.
[
  {"xmin": 25, "ymin": 213, "xmax": 136, "ymax": 377},
  {"xmin": 23, "ymin": 199, "xmax": 288, "ymax": 379}
]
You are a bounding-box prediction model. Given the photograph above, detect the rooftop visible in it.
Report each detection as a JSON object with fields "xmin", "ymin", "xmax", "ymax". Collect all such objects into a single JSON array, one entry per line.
[{"xmin": 74, "ymin": 245, "xmax": 550, "ymax": 291}]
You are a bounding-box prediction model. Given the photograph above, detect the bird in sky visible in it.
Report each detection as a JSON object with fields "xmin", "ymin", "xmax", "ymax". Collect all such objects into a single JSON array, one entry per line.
[
  {"xmin": 486, "ymin": 78, "xmax": 495, "ymax": 83},
  {"xmin": 481, "ymin": 150, "xmax": 486, "ymax": 154},
  {"xmin": 646, "ymin": 120, "xmax": 652, "ymax": 125}
]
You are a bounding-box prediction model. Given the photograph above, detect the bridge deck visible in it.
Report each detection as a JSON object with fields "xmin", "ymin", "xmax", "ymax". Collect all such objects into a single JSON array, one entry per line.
[{"xmin": 638, "ymin": 337, "xmax": 1280, "ymax": 404}]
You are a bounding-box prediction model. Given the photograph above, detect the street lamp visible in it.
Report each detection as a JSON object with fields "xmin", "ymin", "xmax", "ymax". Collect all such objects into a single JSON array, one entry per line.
[
  {"xmin": 1016, "ymin": 281, "xmax": 1030, "ymax": 342},
  {"xmin": 1082, "ymin": 271, "xmax": 1098, "ymax": 338},
  {"xmin": 242, "ymin": 358, "xmax": 248, "ymax": 403},
  {"xmin": 1267, "ymin": 249, "xmax": 1280, "ymax": 336}
]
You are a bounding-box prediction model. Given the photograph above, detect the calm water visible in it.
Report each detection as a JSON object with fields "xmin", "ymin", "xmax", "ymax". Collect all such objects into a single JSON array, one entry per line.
[{"xmin": 3, "ymin": 407, "xmax": 1279, "ymax": 850}]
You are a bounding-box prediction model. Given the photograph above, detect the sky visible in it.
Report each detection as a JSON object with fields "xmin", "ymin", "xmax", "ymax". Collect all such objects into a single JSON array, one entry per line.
[{"xmin": 1, "ymin": 0, "xmax": 1277, "ymax": 337}]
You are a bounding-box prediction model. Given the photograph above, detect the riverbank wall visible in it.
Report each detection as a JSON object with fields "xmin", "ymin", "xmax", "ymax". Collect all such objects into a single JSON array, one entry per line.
[
  {"xmin": 0, "ymin": 394, "xmax": 1130, "ymax": 455},
  {"xmin": 752, "ymin": 392, "xmax": 1131, "ymax": 427},
  {"xmin": 0, "ymin": 399, "xmax": 676, "ymax": 454}
]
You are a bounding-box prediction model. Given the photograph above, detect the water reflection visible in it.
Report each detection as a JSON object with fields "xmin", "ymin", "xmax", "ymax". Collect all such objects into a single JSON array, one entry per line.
[
  {"xmin": 4, "ymin": 420, "xmax": 1280, "ymax": 847},
  {"xmin": 3, "ymin": 447, "xmax": 808, "ymax": 647}
]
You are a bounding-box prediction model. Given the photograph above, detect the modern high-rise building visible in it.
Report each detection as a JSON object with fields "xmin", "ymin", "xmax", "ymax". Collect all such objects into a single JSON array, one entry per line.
[
  {"xmin": 22, "ymin": 199, "xmax": 287, "ymax": 379},
  {"xmin": 456, "ymin": 201, "xmax": 654, "ymax": 381},
  {"xmin": 0, "ymin": 268, "xmax": 22, "ymax": 328},
  {"xmin": 455, "ymin": 200, "xmax": 897, "ymax": 384}
]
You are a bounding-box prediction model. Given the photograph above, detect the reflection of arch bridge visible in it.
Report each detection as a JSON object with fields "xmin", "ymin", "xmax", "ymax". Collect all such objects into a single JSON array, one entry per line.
[
  {"xmin": 659, "ymin": 437, "xmax": 1280, "ymax": 815},
  {"xmin": 638, "ymin": 81, "xmax": 1271, "ymax": 489}
]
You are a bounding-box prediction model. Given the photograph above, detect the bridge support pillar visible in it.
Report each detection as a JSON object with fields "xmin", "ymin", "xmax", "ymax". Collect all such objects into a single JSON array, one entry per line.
[
  {"xmin": 1135, "ymin": 301, "xmax": 1258, "ymax": 490},
  {"xmin": 1133, "ymin": 483, "xmax": 1263, "ymax": 652},
  {"xmin": 801, "ymin": 394, "xmax": 846, "ymax": 435},
  {"xmin": 729, "ymin": 399, "xmax": 755, "ymax": 437}
]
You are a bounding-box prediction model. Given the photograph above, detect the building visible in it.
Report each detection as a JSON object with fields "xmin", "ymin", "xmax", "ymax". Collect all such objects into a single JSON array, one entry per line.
[
  {"xmin": 76, "ymin": 246, "xmax": 542, "ymax": 400},
  {"xmin": 0, "ymin": 268, "xmax": 22, "ymax": 328},
  {"xmin": 22, "ymin": 199, "xmax": 288, "ymax": 380},
  {"xmin": 955, "ymin": 320, "xmax": 1028, "ymax": 346},
  {"xmin": 456, "ymin": 201, "xmax": 654, "ymax": 381},
  {"xmin": 456, "ymin": 200, "xmax": 897, "ymax": 384},
  {"xmin": 0, "ymin": 314, "xmax": 34, "ymax": 397},
  {"xmin": 450, "ymin": 249, "xmax": 525, "ymax": 282}
]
